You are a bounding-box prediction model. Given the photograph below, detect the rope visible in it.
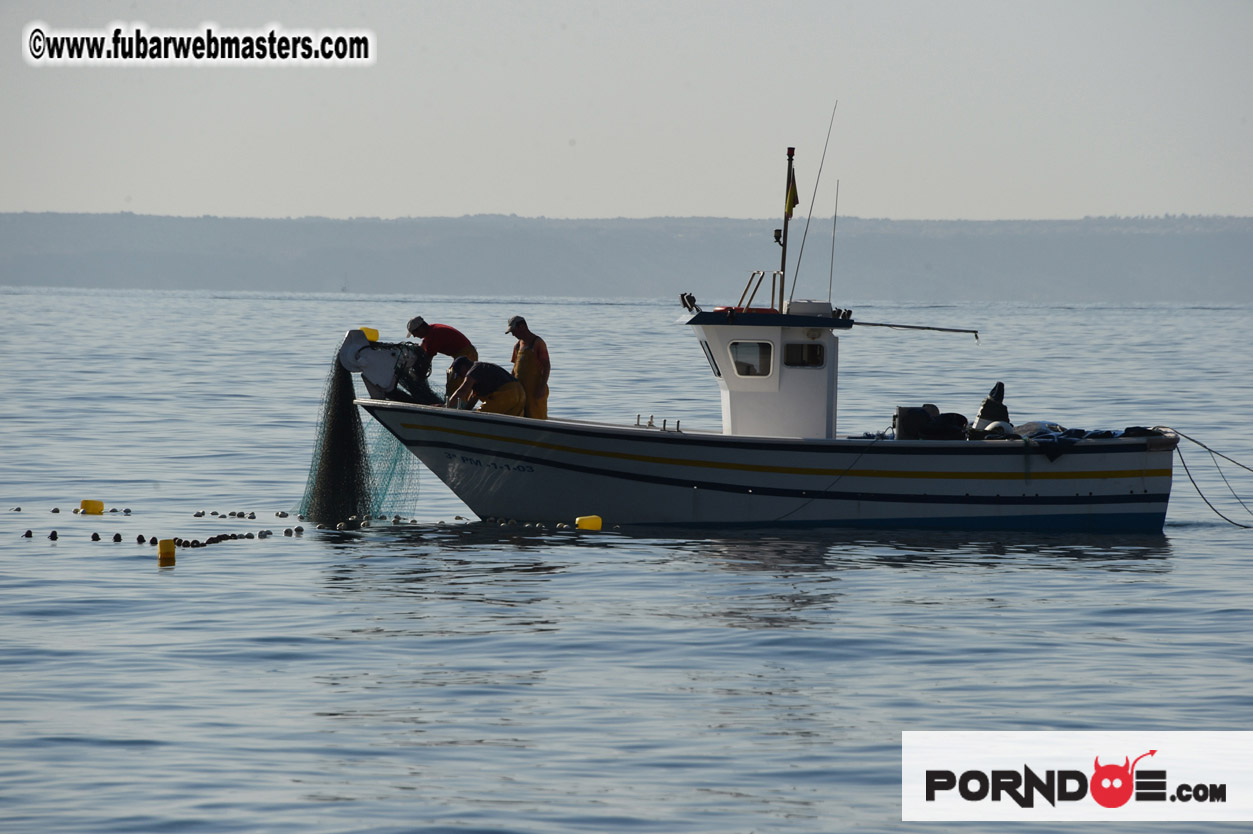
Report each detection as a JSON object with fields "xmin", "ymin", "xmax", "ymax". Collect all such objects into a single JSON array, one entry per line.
[
  {"xmin": 772, "ymin": 425, "xmax": 890, "ymax": 522},
  {"xmin": 1170, "ymin": 428, "xmax": 1253, "ymax": 474},
  {"xmin": 1210, "ymin": 449, "xmax": 1253, "ymax": 518},
  {"xmin": 1171, "ymin": 435, "xmax": 1252, "ymax": 529}
]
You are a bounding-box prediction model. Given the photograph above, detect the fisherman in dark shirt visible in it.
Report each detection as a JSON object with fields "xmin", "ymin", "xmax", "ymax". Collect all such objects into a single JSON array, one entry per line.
[{"xmin": 446, "ymin": 357, "xmax": 526, "ymax": 416}]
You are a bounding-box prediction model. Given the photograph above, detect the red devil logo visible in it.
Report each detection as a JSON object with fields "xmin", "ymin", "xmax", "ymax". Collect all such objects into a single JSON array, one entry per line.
[{"xmin": 1090, "ymin": 750, "xmax": 1156, "ymax": 808}]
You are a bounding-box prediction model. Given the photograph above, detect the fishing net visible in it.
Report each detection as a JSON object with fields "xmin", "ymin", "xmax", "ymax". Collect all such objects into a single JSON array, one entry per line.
[
  {"xmin": 389, "ymin": 344, "xmax": 444, "ymax": 406},
  {"xmin": 363, "ymin": 418, "xmax": 424, "ymax": 518},
  {"xmin": 297, "ymin": 342, "xmax": 438, "ymax": 525}
]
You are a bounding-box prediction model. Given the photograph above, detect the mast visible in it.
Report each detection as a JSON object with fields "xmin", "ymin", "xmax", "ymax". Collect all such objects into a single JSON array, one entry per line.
[{"xmin": 778, "ymin": 147, "xmax": 796, "ymax": 311}]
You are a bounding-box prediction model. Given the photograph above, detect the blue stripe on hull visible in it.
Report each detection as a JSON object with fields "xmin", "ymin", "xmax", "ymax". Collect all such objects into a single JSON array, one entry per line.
[{"xmin": 635, "ymin": 511, "xmax": 1169, "ymax": 534}]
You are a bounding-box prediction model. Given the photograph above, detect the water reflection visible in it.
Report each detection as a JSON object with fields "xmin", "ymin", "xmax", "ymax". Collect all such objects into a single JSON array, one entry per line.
[
  {"xmin": 312, "ymin": 522, "xmax": 1175, "ymax": 645},
  {"xmin": 315, "ymin": 522, "xmax": 1173, "ymax": 613},
  {"xmin": 317, "ymin": 526, "xmax": 575, "ymax": 638},
  {"xmin": 626, "ymin": 526, "xmax": 1173, "ymax": 574}
]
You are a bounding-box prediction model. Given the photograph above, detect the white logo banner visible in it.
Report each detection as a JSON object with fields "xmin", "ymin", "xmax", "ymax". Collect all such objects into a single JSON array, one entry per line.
[{"xmin": 903, "ymin": 731, "xmax": 1253, "ymax": 821}]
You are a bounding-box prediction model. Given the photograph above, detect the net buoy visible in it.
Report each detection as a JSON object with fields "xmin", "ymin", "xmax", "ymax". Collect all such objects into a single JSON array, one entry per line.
[{"xmin": 157, "ymin": 539, "xmax": 176, "ymax": 566}]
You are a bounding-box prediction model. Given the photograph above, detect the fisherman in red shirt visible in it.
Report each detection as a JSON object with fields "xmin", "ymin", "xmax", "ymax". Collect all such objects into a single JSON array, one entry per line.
[{"xmin": 407, "ymin": 316, "xmax": 478, "ymax": 400}]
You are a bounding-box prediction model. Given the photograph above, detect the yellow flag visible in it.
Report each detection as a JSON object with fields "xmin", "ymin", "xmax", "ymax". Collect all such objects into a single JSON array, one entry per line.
[{"xmin": 785, "ymin": 168, "xmax": 799, "ymax": 219}]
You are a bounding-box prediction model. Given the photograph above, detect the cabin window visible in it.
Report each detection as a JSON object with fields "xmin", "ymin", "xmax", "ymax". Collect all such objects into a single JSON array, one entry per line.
[
  {"xmin": 699, "ymin": 340, "xmax": 722, "ymax": 377},
  {"xmin": 729, "ymin": 341, "xmax": 773, "ymax": 377},
  {"xmin": 784, "ymin": 343, "xmax": 825, "ymax": 368}
]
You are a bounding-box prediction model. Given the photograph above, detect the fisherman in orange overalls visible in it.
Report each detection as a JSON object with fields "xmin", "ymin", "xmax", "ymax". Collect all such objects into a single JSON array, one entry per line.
[
  {"xmin": 506, "ymin": 315, "xmax": 550, "ymax": 420},
  {"xmin": 445, "ymin": 357, "xmax": 526, "ymax": 416}
]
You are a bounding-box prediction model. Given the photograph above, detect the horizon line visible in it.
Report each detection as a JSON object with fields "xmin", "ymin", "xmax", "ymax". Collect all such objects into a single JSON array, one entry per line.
[{"xmin": 3, "ymin": 210, "xmax": 1251, "ymax": 224}]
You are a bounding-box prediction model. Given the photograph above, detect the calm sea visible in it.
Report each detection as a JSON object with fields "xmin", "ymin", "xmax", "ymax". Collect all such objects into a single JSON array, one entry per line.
[{"xmin": 2, "ymin": 287, "xmax": 1251, "ymax": 833}]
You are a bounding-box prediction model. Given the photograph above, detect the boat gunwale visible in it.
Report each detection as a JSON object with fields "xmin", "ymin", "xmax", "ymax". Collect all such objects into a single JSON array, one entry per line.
[{"xmin": 357, "ymin": 398, "xmax": 1176, "ymax": 459}]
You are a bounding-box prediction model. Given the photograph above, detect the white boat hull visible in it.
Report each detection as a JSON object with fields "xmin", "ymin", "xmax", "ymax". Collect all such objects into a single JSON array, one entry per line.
[{"xmin": 359, "ymin": 399, "xmax": 1175, "ymax": 533}]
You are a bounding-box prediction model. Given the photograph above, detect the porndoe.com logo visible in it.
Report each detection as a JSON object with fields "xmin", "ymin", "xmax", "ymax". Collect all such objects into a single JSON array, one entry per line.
[
  {"xmin": 926, "ymin": 749, "xmax": 1226, "ymax": 809},
  {"xmin": 903, "ymin": 732, "xmax": 1253, "ymax": 822}
]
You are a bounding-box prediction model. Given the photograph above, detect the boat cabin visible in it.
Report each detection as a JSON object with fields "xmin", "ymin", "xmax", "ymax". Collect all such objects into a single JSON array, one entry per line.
[{"xmin": 686, "ymin": 298, "xmax": 853, "ymax": 439}]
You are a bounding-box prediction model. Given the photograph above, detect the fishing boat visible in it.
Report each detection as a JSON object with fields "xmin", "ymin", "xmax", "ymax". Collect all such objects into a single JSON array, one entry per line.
[{"xmin": 341, "ymin": 149, "xmax": 1177, "ymax": 532}]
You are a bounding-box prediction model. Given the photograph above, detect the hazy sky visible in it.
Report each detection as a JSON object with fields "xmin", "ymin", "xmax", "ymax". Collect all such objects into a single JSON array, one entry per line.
[{"xmin": 4, "ymin": 0, "xmax": 1251, "ymax": 220}]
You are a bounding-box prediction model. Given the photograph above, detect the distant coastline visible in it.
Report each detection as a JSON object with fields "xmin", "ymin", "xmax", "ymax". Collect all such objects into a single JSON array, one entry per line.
[{"xmin": 3, "ymin": 212, "xmax": 1250, "ymax": 302}]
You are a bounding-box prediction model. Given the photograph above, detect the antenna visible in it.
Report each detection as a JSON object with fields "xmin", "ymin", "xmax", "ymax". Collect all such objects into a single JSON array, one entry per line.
[
  {"xmin": 789, "ymin": 99, "xmax": 838, "ymax": 304},
  {"xmin": 828, "ymin": 179, "xmax": 840, "ymax": 304}
]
